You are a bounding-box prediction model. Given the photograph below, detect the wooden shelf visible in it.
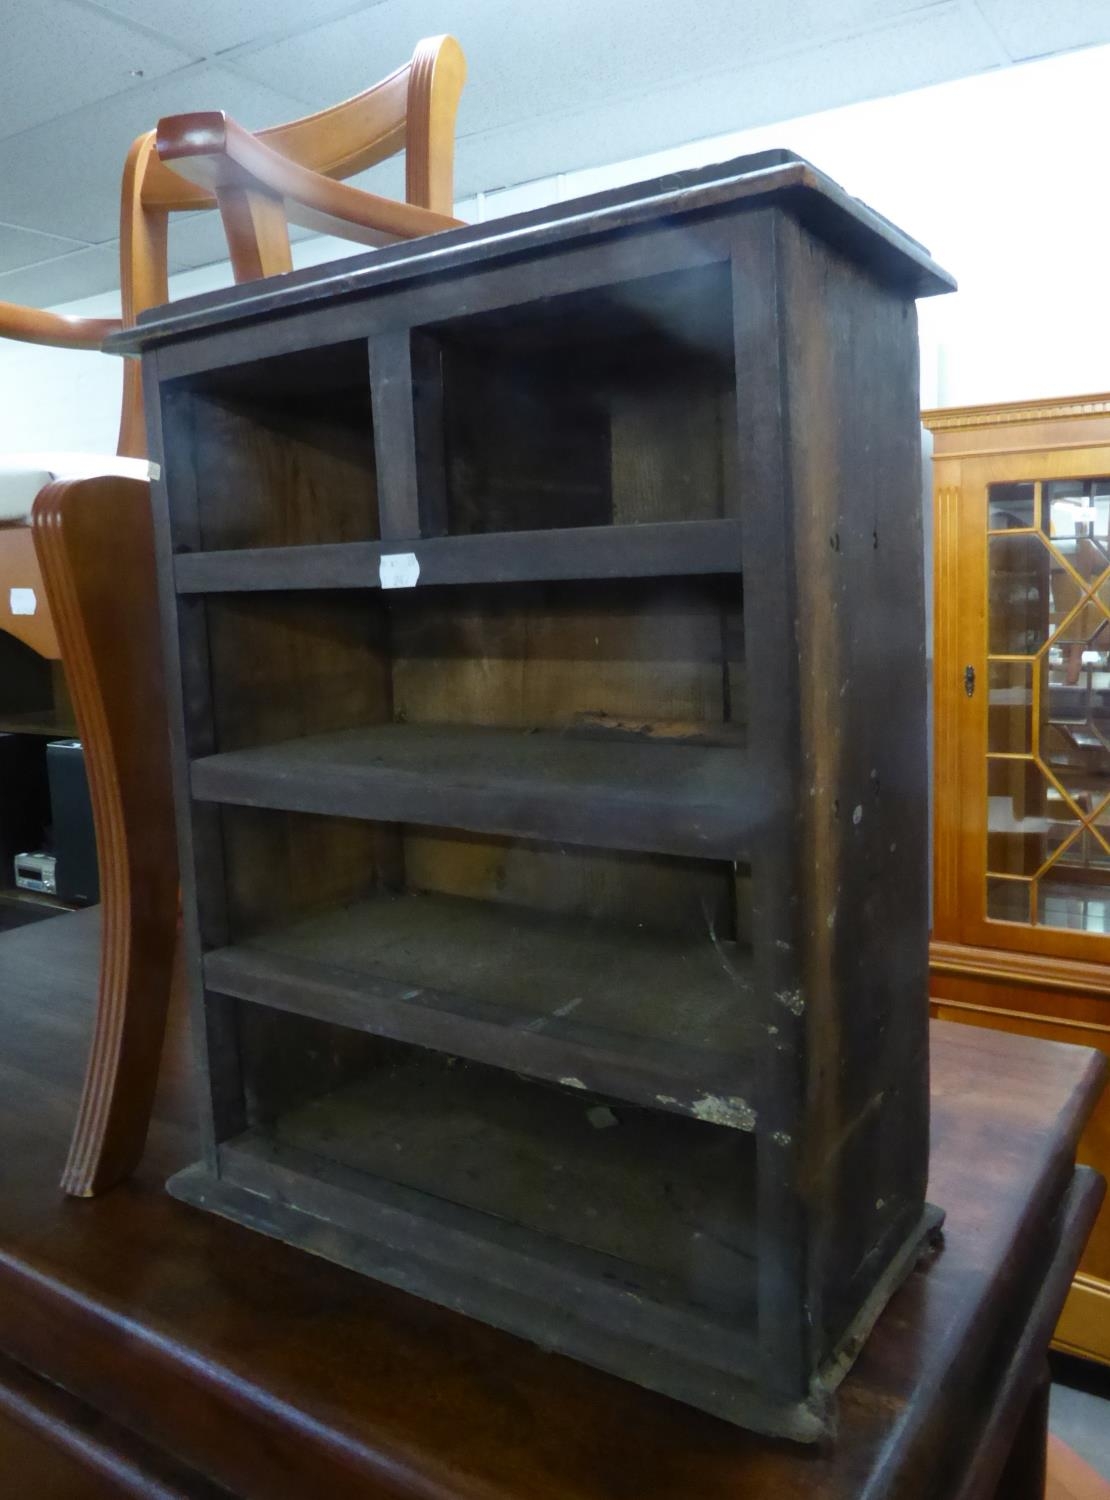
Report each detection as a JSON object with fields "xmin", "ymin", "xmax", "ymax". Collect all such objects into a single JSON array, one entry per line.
[
  {"xmin": 173, "ymin": 519, "xmax": 743, "ymax": 594},
  {"xmin": 192, "ymin": 723, "xmax": 751, "ymax": 859},
  {"xmin": 205, "ymin": 889, "xmax": 759, "ymax": 1126}
]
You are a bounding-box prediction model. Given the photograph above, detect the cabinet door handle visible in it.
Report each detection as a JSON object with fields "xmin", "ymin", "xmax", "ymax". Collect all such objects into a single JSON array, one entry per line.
[{"xmin": 964, "ymin": 664, "xmax": 976, "ymax": 698}]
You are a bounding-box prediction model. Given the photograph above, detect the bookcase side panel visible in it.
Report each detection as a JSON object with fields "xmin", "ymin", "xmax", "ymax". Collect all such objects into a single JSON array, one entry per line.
[
  {"xmin": 779, "ymin": 214, "xmax": 932, "ymax": 1364},
  {"xmin": 146, "ymin": 359, "xmax": 245, "ymax": 1164},
  {"xmin": 728, "ymin": 209, "xmax": 811, "ymax": 1401}
]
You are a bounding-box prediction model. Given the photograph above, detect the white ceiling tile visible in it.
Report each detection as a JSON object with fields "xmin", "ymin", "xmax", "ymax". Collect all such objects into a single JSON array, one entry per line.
[
  {"xmin": 167, "ymin": 209, "xmax": 315, "ymax": 275},
  {"xmin": 343, "ymin": 154, "xmax": 406, "ymax": 207},
  {"xmin": 167, "ymin": 211, "xmax": 248, "ymax": 274},
  {"xmin": 972, "ymin": 0, "xmax": 1110, "ymax": 60},
  {"xmin": 224, "ymin": 1, "xmax": 475, "ymax": 111},
  {"xmin": 0, "ymin": 242, "xmax": 122, "ymax": 307},
  {"xmin": 226, "ymin": 0, "xmax": 953, "ymax": 127},
  {"xmin": 0, "ymin": 222, "xmax": 86, "ymax": 276},
  {"xmin": 0, "ymin": 65, "xmax": 319, "ymax": 243},
  {"xmin": 85, "ymin": 0, "xmax": 390, "ymax": 59},
  {"xmin": 5, "ymin": 0, "xmax": 1110, "ymax": 309},
  {"xmin": 0, "ymin": 0, "xmax": 193, "ymax": 143},
  {"xmin": 453, "ymin": 2, "xmax": 1003, "ymax": 197}
]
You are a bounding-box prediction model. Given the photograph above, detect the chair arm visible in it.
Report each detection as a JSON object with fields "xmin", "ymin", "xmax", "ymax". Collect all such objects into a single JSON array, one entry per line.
[
  {"xmin": 0, "ymin": 301, "xmax": 121, "ymax": 351},
  {"xmin": 156, "ymin": 112, "xmax": 463, "ymax": 247}
]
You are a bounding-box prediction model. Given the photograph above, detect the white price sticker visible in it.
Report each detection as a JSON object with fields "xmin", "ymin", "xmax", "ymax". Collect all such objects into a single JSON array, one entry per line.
[
  {"xmin": 379, "ymin": 552, "xmax": 420, "ymax": 589},
  {"xmin": 9, "ymin": 587, "xmax": 36, "ymax": 616}
]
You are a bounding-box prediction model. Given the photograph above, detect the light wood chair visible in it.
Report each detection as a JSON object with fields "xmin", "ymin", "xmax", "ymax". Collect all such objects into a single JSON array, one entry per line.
[{"xmin": 0, "ymin": 35, "xmax": 466, "ymax": 1196}]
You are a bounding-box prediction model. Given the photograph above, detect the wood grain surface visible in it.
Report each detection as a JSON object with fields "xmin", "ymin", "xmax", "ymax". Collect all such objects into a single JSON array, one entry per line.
[{"xmin": 0, "ymin": 927, "xmax": 1101, "ymax": 1500}]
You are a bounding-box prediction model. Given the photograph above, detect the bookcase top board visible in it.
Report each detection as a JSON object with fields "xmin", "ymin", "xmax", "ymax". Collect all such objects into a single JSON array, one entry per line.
[{"xmin": 111, "ymin": 148, "xmax": 954, "ymax": 357}]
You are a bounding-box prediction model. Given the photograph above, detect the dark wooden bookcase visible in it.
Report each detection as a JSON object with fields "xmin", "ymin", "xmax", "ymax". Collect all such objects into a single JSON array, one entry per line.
[{"xmin": 118, "ymin": 151, "xmax": 954, "ymax": 1440}]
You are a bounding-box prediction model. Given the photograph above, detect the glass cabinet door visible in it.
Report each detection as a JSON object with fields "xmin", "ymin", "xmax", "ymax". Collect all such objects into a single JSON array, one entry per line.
[{"xmin": 986, "ymin": 478, "xmax": 1110, "ymax": 932}]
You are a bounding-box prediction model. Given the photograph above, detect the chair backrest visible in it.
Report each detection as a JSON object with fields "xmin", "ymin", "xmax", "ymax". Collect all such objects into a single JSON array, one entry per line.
[{"xmin": 115, "ymin": 34, "xmax": 465, "ymax": 457}]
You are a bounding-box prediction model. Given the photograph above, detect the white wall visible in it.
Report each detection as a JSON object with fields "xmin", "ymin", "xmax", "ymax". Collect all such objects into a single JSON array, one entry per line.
[{"xmin": 4, "ymin": 41, "xmax": 1110, "ymax": 453}]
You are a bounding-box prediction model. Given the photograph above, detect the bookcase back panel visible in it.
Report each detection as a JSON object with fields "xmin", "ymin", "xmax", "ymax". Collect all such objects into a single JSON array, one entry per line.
[
  {"xmin": 231, "ymin": 1010, "xmax": 760, "ymax": 1326},
  {"xmin": 218, "ymin": 805, "xmax": 742, "ymax": 948},
  {"xmin": 401, "ymin": 827, "xmax": 739, "ymax": 941},
  {"xmin": 204, "ymin": 593, "xmax": 392, "ymax": 754},
  {"xmin": 172, "ymin": 341, "xmax": 378, "ymax": 552},
  {"xmin": 389, "ymin": 577, "xmax": 744, "ymax": 739},
  {"xmin": 220, "ymin": 806, "xmax": 396, "ymax": 940},
  {"xmin": 428, "ymin": 263, "xmax": 736, "ymax": 535},
  {"xmin": 199, "ymin": 576, "xmax": 743, "ymax": 757}
]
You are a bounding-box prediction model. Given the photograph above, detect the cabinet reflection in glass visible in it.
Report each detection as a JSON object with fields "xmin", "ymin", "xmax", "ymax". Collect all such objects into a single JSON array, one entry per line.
[{"xmin": 986, "ymin": 478, "xmax": 1110, "ymax": 931}]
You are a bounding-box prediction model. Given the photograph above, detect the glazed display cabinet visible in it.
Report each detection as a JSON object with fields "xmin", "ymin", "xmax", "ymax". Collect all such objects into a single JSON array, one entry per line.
[{"xmin": 927, "ymin": 392, "xmax": 1110, "ymax": 1367}]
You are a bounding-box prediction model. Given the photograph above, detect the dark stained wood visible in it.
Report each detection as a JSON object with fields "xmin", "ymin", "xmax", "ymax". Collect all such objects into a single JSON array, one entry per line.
[
  {"xmin": 778, "ymin": 210, "xmax": 932, "ymax": 1366},
  {"xmin": 383, "ymin": 566, "xmax": 742, "ymax": 981},
  {"xmin": 203, "ymin": 885, "xmax": 759, "ymax": 1122},
  {"xmin": 982, "ymin": 1365, "xmax": 1050, "ymax": 1500},
  {"xmin": 204, "ymin": 593, "xmax": 392, "ymax": 752},
  {"xmin": 172, "ymin": 518, "xmax": 744, "ymax": 593},
  {"xmin": 108, "ymin": 150, "xmax": 954, "ymax": 362},
  {"xmin": 724, "ymin": 210, "xmax": 810, "ymax": 1397},
  {"xmin": 129, "ymin": 156, "xmax": 958, "ymax": 1436},
  {"xmin": 0, "ymin": 1349, "xmax": 223, "ymax": 1499},
  {"xmin": 0, "ymin": 960, "xmax": 1101, "ymax": 1496},
  {"xmin": 387, "ymin": 576, "xmax": 741, "ymax": 740},
  {"xmin": 933, "ymin": 979, "xmax": 1110, "ymax": 1369},
  {"xmin": 190, "ymin": 1054, "xmax": 768, "ymax": 1429},
  {"xmin": 369, "ymin": 328, "xmax": 424, "ymax": 539},
  {"xmin": 190, "ymin": 722, "xmax": 752, "ymax": 859},
  {"xmin": 439, "ymin": 340, "xmax": 612, "ymax": 535},
  {"xmin": 435, "ymin": 261, "xmax": 732, "ymax": 537},
  {"xmin": 149, "ymin": 216, "xmax": 745, "ymax": 391},
  {"xmin": 186, "ymin": 374, "xmax": 379, "ymax": 553},
  {"xmin": 218, "ymin": 578, "xmax": 736, "ymax": 744},
  {"xmin": 145, "ymin": 363, "xmax": 246, "ymax": 1163},
  {"xmin": 233, "ymin": 1052, "xmax": 758, "ymax": 1314},
  {"xmin": 409, "ymin": 328, "xmax": 450, "ymax": 537}
]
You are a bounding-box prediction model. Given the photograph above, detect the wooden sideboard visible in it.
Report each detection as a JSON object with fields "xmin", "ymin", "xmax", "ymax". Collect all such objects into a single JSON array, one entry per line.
[
  {"xmin": 0, "ymin": 904, "xmax": 1104, "ymax": 1497},
  {"xmin": 925, "ymin": 392, "xmax": 1110, "ymax": 1367}
]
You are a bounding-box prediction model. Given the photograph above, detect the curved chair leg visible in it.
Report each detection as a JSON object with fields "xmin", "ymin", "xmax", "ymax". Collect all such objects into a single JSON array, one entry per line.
[{"xmin": 32, "ymin": 476, "xmax": 178, "ymax": 1197}]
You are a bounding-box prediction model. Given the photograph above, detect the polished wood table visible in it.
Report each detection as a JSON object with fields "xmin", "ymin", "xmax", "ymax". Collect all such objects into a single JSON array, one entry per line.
[{"xmin": 0, "ymin": 908, "xmax": 1104, "ymax": 1498}]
